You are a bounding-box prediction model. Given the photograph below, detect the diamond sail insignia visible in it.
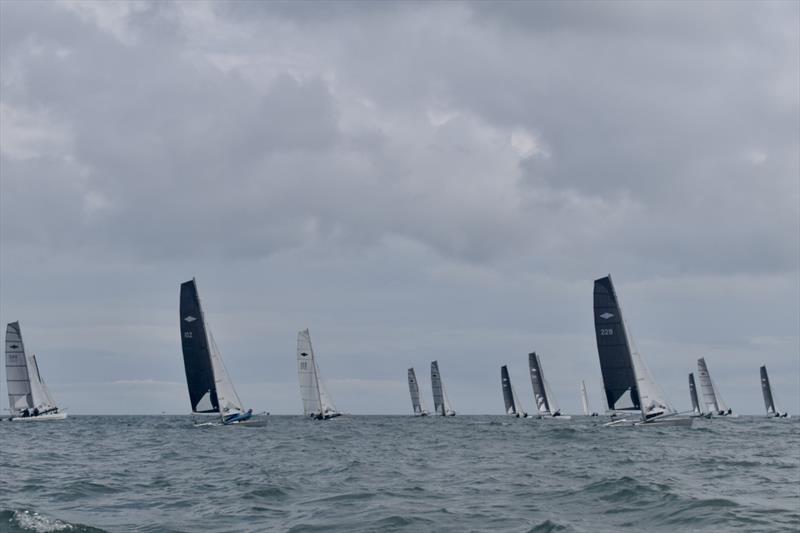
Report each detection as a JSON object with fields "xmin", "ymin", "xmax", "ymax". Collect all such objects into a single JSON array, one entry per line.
[
  {"xmin": 297, "ymin": 329, "xmax": 339, "ymax": 420},
  {"xmin": 179, "ymin": 279, "xmax": 251, "ymax": 424},
  {"xmin": 407, "ymin": 367, "xmax": 428, "ymax": 415},
  {"xmin": 5, "ymin": 321, "xmax": 65, "ymax": 420},
  {"xmin": 593, "ymin": 275, "xmax": 690, "ymax": 427}
]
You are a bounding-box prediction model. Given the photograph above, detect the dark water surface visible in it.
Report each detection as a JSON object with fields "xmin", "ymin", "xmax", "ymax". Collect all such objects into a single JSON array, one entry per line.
[{"xmin": 1, "ymin": 415, "xmax": 798, "ymax": 532}]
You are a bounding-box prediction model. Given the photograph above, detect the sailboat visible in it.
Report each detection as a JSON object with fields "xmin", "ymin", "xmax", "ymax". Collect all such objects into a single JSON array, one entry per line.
[
  {"xmin": 297, "ymin": 329, "xmax": 340, "ymax": 420},
  {"xmin": 5, "ymin": 322, "xmax": 66, "ymax": 421},
  {"xmin": 407, "ymin": 367, "xmax": 429, "ymax": 416},
  {"xmin": 760, "ymin": 366, "xmax": 789, "ymax": 418},
  {"xmin": 501, "ymin": 365, "xmax": 528, "ymax": 417},
  {"xmin": 528, "ymin": 352, "xmax": 570, "ymax": 419},
  {"xmin": 430, "ymin": 361, "xmax": 456, "ymax": 416},
  {"xmin": 180, "ymin": 279, "xmax": 254, "ymax": 426},
  {"xmin": 688, "ymin": 373, "xmax": 706, "ymax": 417},
  {"xmin": 593, "ymin": 275, "xmax": 692, "ymax": 427},
  {"xmin": 696, "ymin": 358, "xmax": 735, "ymax": 417},
  {"xmin": 580, "ymin": 380, "xmax": 598, "ymax": 417}
]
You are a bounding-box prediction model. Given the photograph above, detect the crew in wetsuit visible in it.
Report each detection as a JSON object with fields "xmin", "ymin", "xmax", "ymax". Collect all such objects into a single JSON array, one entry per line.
[
  {"xmin": 21, "ymin": 408, "xmax": 30, "ymax": 418},
  {"xmin": 32, "ymin": 407, "xmax": 39, "ymax": 417}
]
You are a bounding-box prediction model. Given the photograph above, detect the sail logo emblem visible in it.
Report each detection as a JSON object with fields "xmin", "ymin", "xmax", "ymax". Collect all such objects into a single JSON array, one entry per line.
[
  {"xmin": 184, "ymin": 316, "xmax": 197, "ymax": 322},
  {"xmin": 300, "ymin": 352, "xmax": 308, "ymax": 357},
  {"xmin": 9, "ymin": 344, "xmax": 19, "ymax": 349},
  {"xmin": 600, "ymin": 312, "xmax": 614, "ymax": 320}
]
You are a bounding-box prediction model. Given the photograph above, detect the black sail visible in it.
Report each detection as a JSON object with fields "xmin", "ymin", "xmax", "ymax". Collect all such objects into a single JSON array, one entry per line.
[
  {"xmin": 593, "ymin": 275, "xmax": 640, "ymax": 411},
  {"xmin": 528, "ymin": 352, "xmax": 551, "ymax": 415},
  {"xmin": 180, "ymin": 279, "xmax": 219, "ymax": 414},
  {"xmin": 760, "ymin": 365, "xmax": 776, "ymax": 415},
  {"xmin": 689, "ymin": 373, "xmax": 701, "ymax": 414},
  {"xmin": 431, "ymin": 360, "xmax": 445, "ymax": 415},
  {"xmin": 501, "ymin": 365, "xmax": 516, "ymax": 415}
]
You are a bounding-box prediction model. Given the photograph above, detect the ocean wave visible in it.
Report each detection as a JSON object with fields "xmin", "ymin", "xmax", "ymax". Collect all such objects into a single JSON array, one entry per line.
[{"xmin": 1, "ymin": 509, "xmax": 106, "ymax": 533}]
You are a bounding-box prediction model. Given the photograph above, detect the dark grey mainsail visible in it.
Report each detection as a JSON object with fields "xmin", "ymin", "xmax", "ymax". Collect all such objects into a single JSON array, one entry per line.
[
  {"xmin": 760, "ymin": 365, "xmax": 776, "ymax": 416},
  {"xmin": 501, "ymin": 365, "xmax": 516, "ymax": 416},
  {"xmin": 593, "ymin": 275, "xmax": 640, "ymax": 412},
  {"xmin": 408, "ymin": 367, "xmax": 427, "ymax": 415},
  {"xmin": 179, "ymin": 279, "xmax": 218, "ymax": 414},
  {"xmin": 431, "ymin": 360, "xmax": 445, "ymax": 415},
  {"xmin": 689, "ymin": 373, "xmax": 701, "ymax": 415},
  {"xmin": 528, "ymin": 352, "xmax": 552, "ymax": 415}
]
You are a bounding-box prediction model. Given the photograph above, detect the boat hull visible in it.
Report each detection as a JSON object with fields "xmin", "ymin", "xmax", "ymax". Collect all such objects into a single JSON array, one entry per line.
[
  {"xmin": 10, "ymin": 412, "xmax": 67, "ymax": 421},
  {"xmin": 604, "ymin": 415, "xmax": 693, "ymax": 428}
]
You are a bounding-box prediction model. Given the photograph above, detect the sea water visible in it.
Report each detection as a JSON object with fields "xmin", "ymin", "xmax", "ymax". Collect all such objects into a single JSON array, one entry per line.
[{"xmin": 1, "ymin": 415, "xmax": 798, "ymax": 532}]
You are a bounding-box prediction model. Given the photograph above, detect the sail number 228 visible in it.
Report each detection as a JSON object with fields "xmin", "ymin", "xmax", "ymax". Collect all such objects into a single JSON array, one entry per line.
[{"xmin": 599, "ymin": 328, "xmax": 614, "ymax": 336}]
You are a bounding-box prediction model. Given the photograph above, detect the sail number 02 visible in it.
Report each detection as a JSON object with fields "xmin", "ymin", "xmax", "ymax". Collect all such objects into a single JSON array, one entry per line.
[{"xmin": 599, "ymin": 328, "xmax": 614, "ymax": 336}]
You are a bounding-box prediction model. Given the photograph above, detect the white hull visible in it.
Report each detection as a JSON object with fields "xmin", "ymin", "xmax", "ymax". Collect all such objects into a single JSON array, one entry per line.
[
  {"xmin": 540, "ymin": 414, "xmax": 572, "ymax": 420},
  {"xmin": 605, "ymin": 415, "xmax": 693, "ymax": 428},
  {"xmin": 10, "ymin": 412, "xmax": 67, "ymax": 421}
]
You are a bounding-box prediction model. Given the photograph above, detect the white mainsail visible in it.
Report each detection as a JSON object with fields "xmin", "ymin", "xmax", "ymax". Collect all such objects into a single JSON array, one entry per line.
[
  {"xmin": 631, "ymin": 345, "xmax": 674, "ymax": 418},
  {"xmin": 28, "ymin": 355, "xmax": 58, "ymax": 413},
  {"xmin": 581, "ymin": 380, "xmax": 590, "ymax": 416},
  {"xmin": 511, "ymin": 383, "xmax": 527, "ymax": 417},
  {"xmin": 296, "ymin": 329, "xmax": 338, "ymax": 419},
  {"xmin": 697, "ymin": 357, "xmax": 722, "ymax": 414},
  {"xmin": 5, "ymin": 322, "xmax": 64, "ymax": 420}
]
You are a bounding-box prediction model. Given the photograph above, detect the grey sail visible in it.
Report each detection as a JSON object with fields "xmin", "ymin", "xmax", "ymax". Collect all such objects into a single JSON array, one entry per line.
[
  {"xmin": 5, "ymin": 322, "xmax": 33, "ymax": 415},
  {"xmin": 593, "ymin": 275, "xmax": 640, "ymax": 412},
  {"xmin": 431, "ymin": 360, "xmax": 445, "ymax": 415},
  {"xmin": 760, "ymin": 365, "xmax": 776, "ymax": 415},
  {"xmin": 696, "ymin": 358, "xmax": 720, "ymax": 414},
  {"xmin": 689, "ymin": 373, "xmax": 702, "ymax": 415},
  {"xmin": 179, "ymin": 279, "xmax": 219, "ymax": 414},
  {"xmin": 528, "ymin": 352, "xmax": 551, "ymax": 415},
  {"xmin": 408, "ymin": 367, "xmax": 426, "ymax": 415},
  {"xmin": 501, "ymin": 365, "xmax": 516, "ymax": 416}
]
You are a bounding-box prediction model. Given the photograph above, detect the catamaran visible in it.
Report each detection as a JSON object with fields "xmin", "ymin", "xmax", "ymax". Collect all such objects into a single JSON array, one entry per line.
[
  {"xmin": 430, "ymin": 360, "xmax": 455, "ymax": 416},
  {"xmin": 297, "ymin": 329, "xmax": 340, "ymax": 420},
  {"xmin": 760, "ymin": 365, "xmax": 789, "ymax": 418},
  {"xmin": 408, "ymin": 367, "xmax": 429, "ymax": 416},
  {"xmin": 180, "ymin": 279, "xmax": 255, "ymax": 426},
  {"xmin": 501, "ymin": 365, "xmax": 528, "ymax": 417},
  {"xmin": 696, "ymin": 357, "xmax": 735, "ymax": 417},
  {"xmin": 593, "ymin": 275, "xmax": 692, "ymax": 427},
  {"xmin": 528, "ymin": 352, "xmax": 570, "ymax": 419},
  {"xmin": 580, "ymin": 380, "xmax": 598, "ymax": 417},
  {"xmin": 5, "ymin": 322, "xmax": 66, "ymax": 421}
]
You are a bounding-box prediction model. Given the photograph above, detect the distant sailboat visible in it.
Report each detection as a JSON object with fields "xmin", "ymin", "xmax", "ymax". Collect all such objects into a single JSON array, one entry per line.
[
  {"xmin": 5, "ymin": 322, "xmax": 66, "ymax": 421},
  {"xmin": 528, "ymin": 352, "xmax": 570, "ymax": 419},
  {"xmin": 760, "ymin": 366, "xmax": 789, "ymax": 418},
  {"xmin": 180, "ymin": 279, "xmax": 254, "ymax": 426},
  {"xmin": 407, "ymin": 367, "xmax": 429, "ymax": 416},
  {"xmin": 593, "ymin": 275, "xmax": 691, "ymax": 427},
  {"xmin": 501, "ymin": 365, "xmax": 528, "ymax": 417},
  {"xmin": 430, "ymin": 361, "xmax": 455, "ymax": 416},
  {"xmin": 580, "ymin": 380, "xmax": 598, "ymax": 417},
  {"xmin": 688, "ymin": 372, "xmax": 708, "ymax": 417},
  {"xmin": 297, "ymin": 329, "xmax": 340, "ymax": 420},
  {"xmin": 696, "ymin": 357, "xmax": 734, "ymax": 417}
]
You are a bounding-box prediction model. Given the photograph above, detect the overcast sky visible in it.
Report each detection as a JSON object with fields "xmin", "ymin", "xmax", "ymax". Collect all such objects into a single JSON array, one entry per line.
[{"xmin": 1, "ymin": 0, "xmax": 797, "ymax": 415}]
